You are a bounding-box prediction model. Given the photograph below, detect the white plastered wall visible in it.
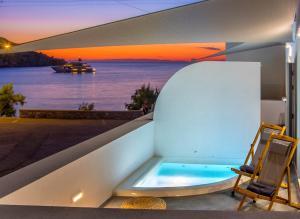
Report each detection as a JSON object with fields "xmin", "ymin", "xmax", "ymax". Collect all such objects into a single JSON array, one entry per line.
[{"xmin": 153, "ymin": 61, "xmax": 261, "ymax": 164}]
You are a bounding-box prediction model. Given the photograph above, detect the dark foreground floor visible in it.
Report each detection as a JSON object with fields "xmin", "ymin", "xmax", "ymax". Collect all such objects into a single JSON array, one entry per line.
[
  {"xmin": 0, "ymin": 117, "xmax": 128, "ymax": 177},
  {"xmin": 1, "ymin": 205, "xmax": 300, "ymax": 219}
]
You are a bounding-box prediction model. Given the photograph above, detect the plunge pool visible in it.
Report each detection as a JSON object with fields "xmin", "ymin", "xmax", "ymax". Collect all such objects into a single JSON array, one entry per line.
[
  {"xmin": 115, "ymin": 158, "xmax": 241, "ymax": 197},
  {"xmin": 134, "ymin": 162, "xmax": 239, "ymax": 188}
]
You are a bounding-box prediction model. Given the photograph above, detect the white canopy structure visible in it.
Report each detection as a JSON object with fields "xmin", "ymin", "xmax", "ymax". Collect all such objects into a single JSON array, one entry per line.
[
  {"xmin": 204, "ymin": 42, "xmax": 285, "ymax": 59},
  {"xmin": 0, "ymin": 0, "xmax": 297, "ymax": 54},
  {"xmin": 1, "ymin": 0, "xmax": 300, "ymax": 212}
]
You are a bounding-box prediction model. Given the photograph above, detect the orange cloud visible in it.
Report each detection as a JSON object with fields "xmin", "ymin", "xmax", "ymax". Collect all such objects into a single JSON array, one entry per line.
[{"xmin": 41, "ymin": 43, "xmax": 226, "ymax": 62}]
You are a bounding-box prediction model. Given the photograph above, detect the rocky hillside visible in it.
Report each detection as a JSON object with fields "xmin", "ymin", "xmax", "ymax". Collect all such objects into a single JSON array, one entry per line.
[{"xmin": 0, "ymin": 37, "xmax": 66, "ymax": 67}]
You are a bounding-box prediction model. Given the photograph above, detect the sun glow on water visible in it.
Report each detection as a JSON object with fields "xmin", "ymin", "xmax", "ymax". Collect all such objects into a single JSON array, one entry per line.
[{"xmin": 134, "ymin": 163, "xmax": 239, "ymax": 188}]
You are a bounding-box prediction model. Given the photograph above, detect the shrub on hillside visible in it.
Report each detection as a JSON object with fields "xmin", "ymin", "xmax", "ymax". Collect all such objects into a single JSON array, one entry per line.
[{"xmin": 125, "ymin": 84, "xmax": 159, "ymax": 114}]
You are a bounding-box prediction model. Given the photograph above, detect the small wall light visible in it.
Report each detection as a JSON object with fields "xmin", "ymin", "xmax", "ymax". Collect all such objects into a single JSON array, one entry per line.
[
  {"xmin": 286, "ymin": 43, "xmax": 295, "ymax": 63},
  {"xmin": 72, "ymin": 192, "xmax": 83, "ymax": 203},
  {"xmin": 4, "ymin": 44, "xmax": 11, "ymax": 49}
]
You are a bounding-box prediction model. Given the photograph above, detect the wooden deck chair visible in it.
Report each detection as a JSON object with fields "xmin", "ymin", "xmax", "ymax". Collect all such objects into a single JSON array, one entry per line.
[
  {"xmin": 231, "ymin": 123, "xmax": 286, "ymax": 196},
  {"xmin": 236, "ymin": 134, "xmax": 299, "ymax": 211}
]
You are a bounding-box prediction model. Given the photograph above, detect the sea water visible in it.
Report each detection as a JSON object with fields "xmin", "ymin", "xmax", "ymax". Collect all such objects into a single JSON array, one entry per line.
[{"xmin": 0, "ymin": 61, "xmax": 188, "ymax": 110}]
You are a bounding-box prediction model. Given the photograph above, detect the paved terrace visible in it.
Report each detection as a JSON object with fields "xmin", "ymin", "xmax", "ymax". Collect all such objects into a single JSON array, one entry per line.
[
  {"xmin": 104, "ymin": 186, "xmax": 300, "ymax": 212},
  {"xmin": 0, "ymin": 117, "xmax": 128, "ymax": 177}
]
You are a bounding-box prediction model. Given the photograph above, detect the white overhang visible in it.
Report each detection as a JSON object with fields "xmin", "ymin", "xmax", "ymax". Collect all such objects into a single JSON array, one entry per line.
[{"xmin": 0, "ymin": 0, "xmax": 298, "ymax": 54}]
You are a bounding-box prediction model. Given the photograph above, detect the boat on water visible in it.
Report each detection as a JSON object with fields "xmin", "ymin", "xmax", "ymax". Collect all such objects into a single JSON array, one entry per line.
[{"xmin": 52, "ymin": 62, "xmax": 96, "ymax": 73}]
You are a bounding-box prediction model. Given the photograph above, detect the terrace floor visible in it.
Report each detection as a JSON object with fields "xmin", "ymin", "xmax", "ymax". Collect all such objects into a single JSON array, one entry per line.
[
  {"xmin": 0, "ymin": 117, "xmax": 128, "ymax": 177},
  {"xmin": 103, "ymin": 178, "xmax": 300, "ymax": 212}
]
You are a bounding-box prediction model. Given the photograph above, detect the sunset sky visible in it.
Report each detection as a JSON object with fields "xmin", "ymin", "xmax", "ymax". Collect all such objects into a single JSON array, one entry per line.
[
  {"xmin": 0, "ymin": 0, "xmax": 225, "ymax": 61},
  {"xmin": 41, "ymin": 43, "xmax": 225, "ymax": 62}
]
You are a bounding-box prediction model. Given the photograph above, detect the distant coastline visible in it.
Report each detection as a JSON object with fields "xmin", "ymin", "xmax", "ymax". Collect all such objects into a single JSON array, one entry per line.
[
  {"xmin": 0, "ymin": 55, "xmax": 192, "ymax": 68},
  {"xmin": 0, "ymin": 37, "xmax": 194, "ymax": 68},
  {"xmin": 83, "ymin": 59, "xmax": 192, "ymax": 63},
  {"xmin": 0, "ymin": 52, "xmax": 66, "ymax": 68}
]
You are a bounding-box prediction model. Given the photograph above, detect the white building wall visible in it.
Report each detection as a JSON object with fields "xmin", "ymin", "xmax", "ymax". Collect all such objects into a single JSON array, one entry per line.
[
  {"xmin": 226, "ymin": 45, "xmax": 286, "ymax": 100},
  {"xmin": 0, "ymin": 122, "xmax": 154, "ymax": 207},
  {"xmin": 297, "ymin": 37, "xmax": 300, "ymax": 176},
  {"xmin": 261, "ymin": 100, "xmax": 286, "ymax": 125},
  {"xmin": 153, "ymin": 61, "xmax": 261, "ymax": 164}
]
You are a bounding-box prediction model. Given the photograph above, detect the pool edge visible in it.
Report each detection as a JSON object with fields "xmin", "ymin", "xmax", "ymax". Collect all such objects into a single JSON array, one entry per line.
[{"xmin": 113, "ymin": 158, "xmax": 247, "ymax": 197}]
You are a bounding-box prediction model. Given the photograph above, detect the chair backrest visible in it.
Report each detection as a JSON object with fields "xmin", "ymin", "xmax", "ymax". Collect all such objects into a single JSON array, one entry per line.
[
  {"xmin": 251, "ymin": 124, "xmax": 285, "ymax": 167},
  {"xmin": 257, "ymin": 134, "xmax": 297, "ymax": 187}
]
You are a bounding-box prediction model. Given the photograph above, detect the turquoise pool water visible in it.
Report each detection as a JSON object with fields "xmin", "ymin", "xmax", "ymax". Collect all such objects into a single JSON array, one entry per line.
[{"xmin": 134, "ymin": 163, "xmax": 239, "ymax": 188}]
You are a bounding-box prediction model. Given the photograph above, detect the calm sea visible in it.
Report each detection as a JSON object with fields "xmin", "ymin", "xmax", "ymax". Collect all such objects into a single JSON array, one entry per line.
[{"xmin": 0, "ymin": 61, "xmax": 189, "ymax": 110}]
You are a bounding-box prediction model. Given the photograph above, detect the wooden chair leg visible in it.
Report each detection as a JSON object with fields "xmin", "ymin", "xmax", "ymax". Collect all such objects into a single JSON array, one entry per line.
[
  {"xmin": 232, "ymin": 175, "xmax": 242, "ymax": 196},
  {"xmin": 287, "ymin": 167, "xmax": 291, "ymax": 204},
  {"xmin": 290, "ymin": 202, "xmax": 300, "ymax": 209},
  {"xmin": 238, "ymin": 195, "xmax": 246, "ymax": 211},
  {"xmin": 267, "ymin": 201, "xmax": 274, "ymax": 211}
]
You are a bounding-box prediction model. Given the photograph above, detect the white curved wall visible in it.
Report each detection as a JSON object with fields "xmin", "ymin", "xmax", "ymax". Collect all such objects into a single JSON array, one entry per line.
[{"xmin": 154, "ymin": 61, "xmax": 261, "ymax": 164}]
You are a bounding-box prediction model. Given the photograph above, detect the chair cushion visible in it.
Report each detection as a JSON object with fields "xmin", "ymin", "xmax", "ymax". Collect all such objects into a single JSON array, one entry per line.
[
  {"xmin": 247, "ymin": 182, "xmax": 276, "ymax": 197},
  {"xmin": 240, "ymin": 164, "xmax": 255, "ymax": 174}
]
